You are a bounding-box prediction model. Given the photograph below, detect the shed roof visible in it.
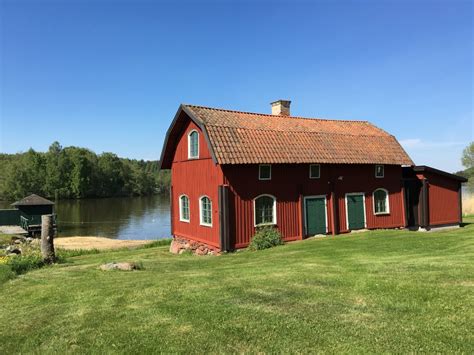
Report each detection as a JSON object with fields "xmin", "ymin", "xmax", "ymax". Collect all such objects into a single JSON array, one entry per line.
[
  {"xmin": 412, "ymin": 165, "xmax": 468, "ymax": 182},
  {"xmin": 11, "ymin": 194, "xmax": 55, "ymax": 206},
  {"xmin": 160, "ymin": 104, "xmax": 414, "ymax": 168}
]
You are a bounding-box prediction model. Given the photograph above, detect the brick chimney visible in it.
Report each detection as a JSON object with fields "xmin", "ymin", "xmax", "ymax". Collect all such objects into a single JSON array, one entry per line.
[{"xmin": 271, "ymin": 100, "xmax": 291, "ymax": 116}]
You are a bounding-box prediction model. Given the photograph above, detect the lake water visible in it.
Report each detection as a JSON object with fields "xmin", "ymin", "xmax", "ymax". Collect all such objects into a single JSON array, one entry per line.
[
  {"xmin": 1, "ymin": 186, "xmax": 471, "ymax": 239},
  {"xmin": 0, "ymin": 195, "xmax": 171, "ymax": 240}
]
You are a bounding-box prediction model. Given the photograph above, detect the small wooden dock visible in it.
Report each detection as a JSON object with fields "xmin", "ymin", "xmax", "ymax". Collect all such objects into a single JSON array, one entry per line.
[
  {"xmin": 0, "ymin": 225, "xmax": 28, "ymax": 235},
  {"xmin": 0, "ymin": 194, "xmax": 57, "ymax": 237}
]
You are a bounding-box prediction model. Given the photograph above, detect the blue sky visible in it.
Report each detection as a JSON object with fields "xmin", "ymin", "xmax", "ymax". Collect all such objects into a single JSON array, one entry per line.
[{"xmin": 1, "ymin": 0, "xmax": 472, "ymax": 172}]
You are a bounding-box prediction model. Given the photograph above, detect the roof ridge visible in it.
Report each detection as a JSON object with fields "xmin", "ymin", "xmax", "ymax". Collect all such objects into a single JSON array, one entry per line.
[
  {"xmin": 206, "ymin": 124, "xmax": 390, "ymax": 138},
  {"xmin": 184, "ymin": 104, "xmax": 371, "ymax": 124}
]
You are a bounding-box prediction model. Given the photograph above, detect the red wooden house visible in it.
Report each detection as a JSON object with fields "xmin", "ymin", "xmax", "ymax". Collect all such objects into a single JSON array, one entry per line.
[{"xmin": 160, "ymin": 100, "xmax": 466, "ymax": 253}]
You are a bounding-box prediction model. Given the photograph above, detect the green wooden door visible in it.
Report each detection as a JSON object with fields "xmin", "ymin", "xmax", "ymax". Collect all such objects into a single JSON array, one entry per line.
[
  {"xmin": 305, "ymin": 197, "xmax": 326, "ymax": 235},
  {"xmin": 347, "ymin": 194, "xmax": 365, "ymax": 230}
]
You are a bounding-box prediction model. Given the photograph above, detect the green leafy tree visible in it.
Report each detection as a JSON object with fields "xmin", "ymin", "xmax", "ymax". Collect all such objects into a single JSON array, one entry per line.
[
  {"xmin": 68, "ymin": 147, "xmax": 99, "ymax": 198},
  {"xmin": 461, "ymin": 142, "xmax": 474, "ymax": 192},
  {"xmin": 97, "ymin": 153, "xmax": 125, "ymax": 196},
  {"xmin": 1, "ymin": 149, "xmax": 47, "ymax": 200},
  {"xmin": 461, "ymin": 142, "xmax": 474, "ymax": 169},
  {"xmin": 0, "ymin": 142, "xmax": 169, "ymax": 200}
]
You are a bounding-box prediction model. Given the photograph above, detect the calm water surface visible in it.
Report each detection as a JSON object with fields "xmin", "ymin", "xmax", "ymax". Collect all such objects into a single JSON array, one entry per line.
[
  {"xmin": 1, "ymin": 187, "xmax": 471, "ymax": 239},
  {"xmin": 0, "ymin": 195, "xmax": 171, "ymax": 240}
]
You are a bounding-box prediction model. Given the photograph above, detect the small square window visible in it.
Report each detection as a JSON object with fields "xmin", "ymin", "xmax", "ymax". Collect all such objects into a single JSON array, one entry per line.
[
  {"xmin": 375, "ymin": 165, "xmax": 384, "ymax": 178},
  {"xmin": 309, "ymin": 164, "xmax": 320, "ymax": 179},
  {"xmin": 259, "ymin": 164, "xmax": 271, "ymax": 180}
]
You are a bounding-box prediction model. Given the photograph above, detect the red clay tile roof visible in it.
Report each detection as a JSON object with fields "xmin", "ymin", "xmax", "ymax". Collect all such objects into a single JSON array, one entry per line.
[{"xmin": 181, "ymin": 105, "xmax": 413, "ymax": 166}]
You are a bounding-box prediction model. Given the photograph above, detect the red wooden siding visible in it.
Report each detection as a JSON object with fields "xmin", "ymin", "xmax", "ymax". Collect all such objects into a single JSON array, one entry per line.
[
  {"xmin": 335, "ymin": 165, "xmax": 405, "ymax": 232},
  {"xmin": 425, "ymin": 172, "xmax": 461, "ymax": 226},
  {"xmin": 171, "ymin": 120, "xmax": 223, "ymax": 248},
  {"xmin": 223, "ymin": 164, "xmax": 405, "ymax": 248}
]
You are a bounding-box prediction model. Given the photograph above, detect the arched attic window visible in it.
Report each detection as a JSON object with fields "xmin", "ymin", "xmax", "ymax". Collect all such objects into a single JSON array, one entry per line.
[
  {"xmin": 188, "ymin": 130, "xmax": 199, "ymax": 159},
  {"xmin": 373, "ymin": 188, "xmax": 390, "ymax": 215},
  {"xmin": 254, "ymin": 194, "xmax": 277, "ymax": 226}
]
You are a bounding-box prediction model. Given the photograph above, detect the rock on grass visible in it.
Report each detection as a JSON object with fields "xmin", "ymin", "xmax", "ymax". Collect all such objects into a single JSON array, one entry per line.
[{"xmin": 99, "ymin": 262, "xmax": 141, "ymax": 271}]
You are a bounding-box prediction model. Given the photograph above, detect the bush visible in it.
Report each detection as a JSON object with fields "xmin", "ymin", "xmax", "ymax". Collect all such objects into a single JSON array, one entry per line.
[
  {"xmin": 248, "ymin": 226, "xmax": 283, "ymax": 251},
  {"xmin": 7, "ymin": 254, "xmax": 44, "ymax": 275}
]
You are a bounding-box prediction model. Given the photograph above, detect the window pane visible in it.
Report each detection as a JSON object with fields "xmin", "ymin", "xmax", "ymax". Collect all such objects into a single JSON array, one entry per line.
[
  {"xmin": 201, "ymin": 197, "xmax": 212, "ymax": 224},
  {"xmin": 376, "ymin": 165, "xmax": 384, "ymax": 177},
  {"xmin": 259, "ymin": 165, "xmax": 271, "ymax": 179},
  {"xmin": 255, "ymin": 196, "xmax": 274, "ymax": 225},
  {"xmin": 374, "ymin": 190, "xmax": 387, "ymax": 213},
  {"xmin": 310, "ymin": 164, "xmax": 320, "ymax": 178},
  {"xmin": 180, "ymin": 196, "xmax": 189, "ymax": 220},
  {"xmin": 189, "ymin": 131, "xmax": 198, "ymax": 158}
]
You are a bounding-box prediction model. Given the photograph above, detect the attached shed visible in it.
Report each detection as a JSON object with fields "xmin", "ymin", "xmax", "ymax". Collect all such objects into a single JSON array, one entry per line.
[{"xmin": 403, "ymin": 166, "xmax": 466, "ymax": 230}]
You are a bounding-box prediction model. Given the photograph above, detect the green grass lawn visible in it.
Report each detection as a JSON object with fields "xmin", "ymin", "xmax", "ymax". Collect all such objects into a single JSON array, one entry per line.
[{"xmin": 0, "ymin": 222, "xmax": 473, "ymax": 353}]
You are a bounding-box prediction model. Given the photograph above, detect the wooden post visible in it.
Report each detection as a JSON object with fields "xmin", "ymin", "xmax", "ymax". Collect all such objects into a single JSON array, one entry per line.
[
  {"xmin": 218, "ymin": 185, "xmax": 231, "ymax": 252},
  {"xmin": 41, "ymin": 214, "xmax": 56, "ymax": 264}
]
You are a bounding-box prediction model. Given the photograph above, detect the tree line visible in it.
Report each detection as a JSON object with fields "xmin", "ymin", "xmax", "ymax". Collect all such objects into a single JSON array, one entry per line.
[
  {"xmin": 457, "ymin": 141, "xmax": 473, "ymax": 191},
  {"xmin": 0, "ymin": 142, "xmax": 170, "ymax": 200}
]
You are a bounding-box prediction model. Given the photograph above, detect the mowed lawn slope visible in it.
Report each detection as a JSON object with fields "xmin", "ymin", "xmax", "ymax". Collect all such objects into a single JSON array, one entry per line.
[{"xmin": 1, "ymin": 222, "xmax": 473, "ymax": 353}]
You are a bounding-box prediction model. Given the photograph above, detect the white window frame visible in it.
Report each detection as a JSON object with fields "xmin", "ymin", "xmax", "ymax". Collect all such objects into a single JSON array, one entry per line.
[
  {"xmin": 344, "ymin": 192, "xmax": 367, "ymax": 230},
  {"xmin": 258, "ymin": 164, "xmax": 272, "ymax": 180},
  {"xmin": 309, "ymin": 164, "xmax": 321, "ymax": 179},
  {"xmin": 199, "ymin": 195, "xmax": 212, "ymax": 227},
  {"xmin": 253, "ymin": 194, "xmax": 277, "ymax": 227},
  {"xmin": 372, "ymin": 188, "xmax": 390, "ymax": 215},
  {"xmin": 187, "ymin": 130, "xmax": 199, "ymax": 159},
  {"xmin": 375, "ymin": 164, "xmax": 384, "ymax": 178},
  {"xmin": 303, "ymin": 195, "xmax": 328, "ymax": 235},
  {"xmin": 178, "ymin": 194, "xmax": 190, "ymax": 222}
]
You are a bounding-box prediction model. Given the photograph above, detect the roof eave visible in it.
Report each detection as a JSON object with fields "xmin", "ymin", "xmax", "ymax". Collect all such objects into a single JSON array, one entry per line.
[{"xmin": 412, "ymin": 165, "xmax": 468, "ymax": 182}]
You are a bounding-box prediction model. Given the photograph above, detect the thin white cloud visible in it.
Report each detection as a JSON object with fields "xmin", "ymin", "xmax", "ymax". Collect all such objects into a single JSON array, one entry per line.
[
  {"xmin": 400, "ymin": 138, "xmax": 467, "ymax": 150},
  {"xmin": 400, "ymin": 138, "xmax": 469, "ymax": 172},
  {"xmin": 399, "ymin": 138, "xmax": 422, "ymax": 148}
]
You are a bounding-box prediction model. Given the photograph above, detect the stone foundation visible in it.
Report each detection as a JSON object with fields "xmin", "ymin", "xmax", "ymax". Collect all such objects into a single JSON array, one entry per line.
[{"xmin": 169, "ymin": 236, "xmax": 220, "ymax": 256}]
